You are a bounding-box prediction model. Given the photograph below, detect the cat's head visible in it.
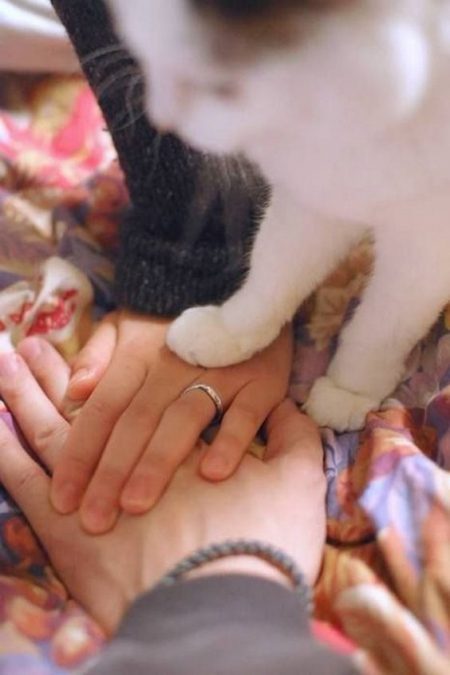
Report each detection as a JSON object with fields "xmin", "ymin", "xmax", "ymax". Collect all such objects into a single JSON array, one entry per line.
[{"xmin": 106, "ymin": 0, "xmax": 428, "ymax": 155}]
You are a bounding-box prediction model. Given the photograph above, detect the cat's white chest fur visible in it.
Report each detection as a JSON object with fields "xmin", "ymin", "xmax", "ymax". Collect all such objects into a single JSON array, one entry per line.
[
  {"xmin": 245, "ymin": 3, "xmax": 450, "ymax": 223},
  {"xmin": 109, "ymin": 0, "xmax": 450, "ymax": 430}
]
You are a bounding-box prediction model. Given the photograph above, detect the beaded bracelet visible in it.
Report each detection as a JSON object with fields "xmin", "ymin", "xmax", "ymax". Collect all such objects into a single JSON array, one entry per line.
[{"xmin": 158, "ymin": 539, "xmax": 313, "ymax": 615}]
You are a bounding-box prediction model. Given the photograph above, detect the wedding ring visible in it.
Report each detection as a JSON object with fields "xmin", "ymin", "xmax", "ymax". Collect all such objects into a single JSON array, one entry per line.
[{"xmin": 181, "ymin": 383, "xmax": 224, "ymax": 425}]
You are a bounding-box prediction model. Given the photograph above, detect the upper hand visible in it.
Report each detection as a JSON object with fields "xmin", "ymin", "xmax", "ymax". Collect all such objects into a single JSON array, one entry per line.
[
  {"xmin": 19, "ymin": 310, "xmax": 293, "ymax": 534},
  {"xmin": 0, "ymin": 348, "xmax": 325, "ymax": 635}
]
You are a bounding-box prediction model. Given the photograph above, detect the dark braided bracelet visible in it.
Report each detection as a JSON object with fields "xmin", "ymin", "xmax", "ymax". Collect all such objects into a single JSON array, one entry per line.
[{"xmin": 158, "ymin": 540, "xmax": 313, "ymax": 615}]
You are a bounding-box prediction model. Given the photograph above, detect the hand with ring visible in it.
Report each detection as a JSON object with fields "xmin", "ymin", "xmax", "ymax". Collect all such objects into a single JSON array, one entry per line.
[
  {"xmin": 0, "ymin": 346, "xmax": 325, "ymax": 636},
  {"xmin": 18, "ymin": 310, "xmax": 293, "ymax": 534}
]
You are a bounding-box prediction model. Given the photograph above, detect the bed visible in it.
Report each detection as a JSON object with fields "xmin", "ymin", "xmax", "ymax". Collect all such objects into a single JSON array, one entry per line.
[{"xmin": 0, "ymin": 73, "xmax": 449, "ymax": 674}]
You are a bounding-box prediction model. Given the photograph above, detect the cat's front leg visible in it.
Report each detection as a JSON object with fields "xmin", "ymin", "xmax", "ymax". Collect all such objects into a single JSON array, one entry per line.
[
  {"xmin": 306, "ymin": 216, "xmax": 450, "ymax": 431},
  {"xmin": 167, "ymin": 190, "xmax": 359, "ymax": 367}
]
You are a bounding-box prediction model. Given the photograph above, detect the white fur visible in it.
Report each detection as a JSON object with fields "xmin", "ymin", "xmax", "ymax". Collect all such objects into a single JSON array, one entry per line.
[{"xmin": 107, "ymin": 0, "xmax": 450, "ymax": 430}]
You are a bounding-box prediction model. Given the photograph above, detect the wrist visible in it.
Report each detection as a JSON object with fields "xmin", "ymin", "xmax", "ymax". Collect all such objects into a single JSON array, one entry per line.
[
  {"xmin": 184, "ymin": 555, "xmax": 292, "ymax": 589},
  {"xmin": 155, "ymin": 540, "xmax": 312, "ymax": 613}
]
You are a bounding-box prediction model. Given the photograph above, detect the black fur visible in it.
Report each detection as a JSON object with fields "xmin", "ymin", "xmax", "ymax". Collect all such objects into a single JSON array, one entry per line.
[
  {"xmin": 192, "ymin": 0, "xmax": 302, "ymax": 20},
  {"xmin": 50, "ymin": 0, "xmax": 267, "ymax": 317}
]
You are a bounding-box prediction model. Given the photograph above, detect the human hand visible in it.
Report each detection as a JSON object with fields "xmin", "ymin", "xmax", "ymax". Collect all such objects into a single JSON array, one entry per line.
[
  {"xmin": 19, "ymin": 311, "xmax": 293, "ymax": 534},
  {"xmin": 0, "ymin": 348, "xmax": 325, "ymax": 634}
]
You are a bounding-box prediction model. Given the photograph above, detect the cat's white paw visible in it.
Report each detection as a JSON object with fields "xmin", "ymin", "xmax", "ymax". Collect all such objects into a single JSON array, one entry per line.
[
  {"xmin": 305, "ymin": 376, "xmax": 379, "ymax": 432},
  {"xmin": 167, "ymin": 305, "xmax": 260, "ymax": 367}
]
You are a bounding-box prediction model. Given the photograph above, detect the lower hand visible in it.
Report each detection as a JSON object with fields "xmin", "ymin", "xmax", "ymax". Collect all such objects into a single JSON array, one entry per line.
[
  {"xmin": 0, "ymin": 349, "xmax": 325, "ymax": 635},
  {"xmin": 18, "ymin": 310, "xmax": 293, "ymax": 534}
]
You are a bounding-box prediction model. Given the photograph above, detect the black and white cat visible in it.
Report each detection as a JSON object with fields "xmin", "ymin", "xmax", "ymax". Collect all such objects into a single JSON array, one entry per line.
[{"xmin": 107, "ymin": 0, "xmax": 450, "ymax": 431}]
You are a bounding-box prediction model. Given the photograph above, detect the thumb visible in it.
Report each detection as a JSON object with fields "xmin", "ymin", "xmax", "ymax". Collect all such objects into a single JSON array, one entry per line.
[
  {"xmin": 265, "ymin": 399, "xmax": 323, "ymax": 468},
  {"xmin": 67, "ymin": 313, "xmax": 118, "ymax": 401}
]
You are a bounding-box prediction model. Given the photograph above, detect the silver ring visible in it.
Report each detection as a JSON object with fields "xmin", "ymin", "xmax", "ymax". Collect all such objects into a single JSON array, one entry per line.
[{"xmin": 181, "ymin": 383, "xmax": 224, "ymax": 425}]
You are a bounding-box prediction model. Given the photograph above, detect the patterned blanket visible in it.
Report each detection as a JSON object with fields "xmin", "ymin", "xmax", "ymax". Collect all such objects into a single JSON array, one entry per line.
[{"xmin": 0, "ymin": 75, "xmax": 449, "ymax": 674}]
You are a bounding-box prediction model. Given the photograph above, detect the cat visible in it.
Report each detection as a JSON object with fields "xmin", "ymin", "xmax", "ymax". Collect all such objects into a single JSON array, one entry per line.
[{"xmin": 106, "ymin": 0, "xmax": 450, "ymax": 431}]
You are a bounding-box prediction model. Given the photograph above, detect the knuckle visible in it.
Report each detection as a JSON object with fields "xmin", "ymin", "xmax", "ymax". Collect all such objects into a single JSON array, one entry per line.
[
  {"xmin": 95, "ymin": 465, "xmax": 128, "ymax": 490},
  {"xmin": 214, "ymin": 430, "xmax": 244, "ymax": 456},
  {"xmin": 32, "ymin": 423, "xmax": 66, "ymax": 453},
  {"xmin": 231, "ymin": 401, "xmax": 260, "ymax": 429},
  {"xmin": 173, "ymin": 393, "xmax": 214, "ymax": 424},
  {"xmin": 148, "ymin": 456, "xmax": 173, "ymax": 476},
  {"xmin": 0, "ymin": 381, "xmax": 21, "ymax": 405},
  {"xmin": 16, "ymin": 466, "xmax": 42, "ymax": 494},
  {"xmin": 62, "ymin": 399, "xmax": 83, "ymax": 422},
  {"xmin": 173, "ymin": 395, "xmax": 200, "ymax": 416},
  {"xmin": 128, "ymin": 401, "xmax": 157, "ymax": 428},
  {"xmin": 141, "ymin": 451, "xmax": 178, "ymax": 478},
  {"xmin": 87, "ymin": 396, "xmax": 116, "ymax": 422},
  {"xmin": 60, "ymin": 453, "xmax": 95, "ymax": 481}
]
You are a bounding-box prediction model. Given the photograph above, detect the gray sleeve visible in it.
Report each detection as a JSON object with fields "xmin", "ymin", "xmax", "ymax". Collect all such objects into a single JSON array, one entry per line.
[{"xmin": 84, "ymin": 575, "xmax": 357, "ymax": 675}]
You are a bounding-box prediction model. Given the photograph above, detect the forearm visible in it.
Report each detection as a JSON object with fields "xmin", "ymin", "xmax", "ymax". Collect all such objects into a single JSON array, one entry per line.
[
  {"xmin": 50, "ymin": 0, "xmax": 266, "ymax": 316},
  {"xmin": 85, "ymin": 576, "xmax": 356, "ymax": 675}
]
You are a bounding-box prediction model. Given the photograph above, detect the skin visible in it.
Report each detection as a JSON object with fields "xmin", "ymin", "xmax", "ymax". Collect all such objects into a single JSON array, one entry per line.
[
  {"xmin": 18, "ymin": 311, "xmax": 293, "ymax": 534},
  {"xmin": 0, "ymin": 344, "xmax": 326, "ymax": 635}
]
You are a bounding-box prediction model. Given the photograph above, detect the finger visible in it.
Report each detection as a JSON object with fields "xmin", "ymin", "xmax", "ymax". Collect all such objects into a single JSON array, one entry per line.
[
  {"xmin": 18, "ymin": 337, "xmax": 70, "ymax": 409},
  {"xmin": 0, "ymin": 353, "xmax": 69, "ymax": 471},
  {"xmin": 265, "ymin": 399, "xmax": 323, "ymax": 466},
  {"xmin": 120, "ymin": 370, "xmax": 265, "ymax": 514},
  {"xmin": 118, "ymin": 388, "xmax": 217, "ymax": 516},
  {"xmin": 0, "ymin": 418, "xmax": 52, "ymax": 530},
  {"xmin": 50, "ymin": 350, "xmax": 147, "ymax": 515},
  {"xmin": 200, "ymin": 380, "xmax": 271, "ymax": 481},
  {"xmin": 67, "ymin": 314, "xmax": 117, "ymax": 401},
  {"xmin": 78, "ymin": 366, "xmax": 203, "ymax": 532}
]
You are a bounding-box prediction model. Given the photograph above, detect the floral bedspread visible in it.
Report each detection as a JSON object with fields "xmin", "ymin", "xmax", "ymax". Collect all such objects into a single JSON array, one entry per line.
[{"xmin": 0, "ymin": 75, "xmax": 449, "ymax": 674}]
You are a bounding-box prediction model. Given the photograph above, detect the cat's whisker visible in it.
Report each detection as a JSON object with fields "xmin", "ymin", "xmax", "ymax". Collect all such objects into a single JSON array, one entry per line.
[
  {"xmin": 125, "ymin": 73, "xmax": 145, "ymax": 118},
  {"xmin": 96, "ymin": 66, "xmax": 143, "ymax": 102},
  {"xmin": 111, "ymin": 95, "xmax": 146, "ymax": 132},
  {"xmin": 108, "ymin": 72, "xmax": 146, "ymax": 132},
  {"xmin": 81, "ymin": 43, "xmax": 125, "ymax": 67},
  {"xmin": 113, "ymin": 110, "xmax": 147, "ymax": 133}
]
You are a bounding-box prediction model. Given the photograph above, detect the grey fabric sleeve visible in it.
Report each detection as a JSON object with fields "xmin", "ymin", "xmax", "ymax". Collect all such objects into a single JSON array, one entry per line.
[{"xmin": 85, "ymin": 575, "xmax": 357, "ymax": 675}]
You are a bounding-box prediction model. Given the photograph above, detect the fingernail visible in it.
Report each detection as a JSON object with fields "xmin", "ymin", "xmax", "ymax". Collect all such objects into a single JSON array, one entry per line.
[
  {"xmin": 51, "ymin": 481, "xmax": 80, "ymax": 514},
  {"xmin": 19, "ymin": 337, "xmax": 42, "ymax": 360},
  {"xmin": 0, "ymin": 354, "xmax": 19, "ymax": 379},
  {"xmin": 121, "ymin": 477, "xmax": 154, "ymax": 513},
  {"xmin": 201, "ymin": 454, "xmax": 229, "ymax": 479},
  {"xmin": 68, "ymin": 369, "xmax": 92, "ymax": 401},
  {"xmin": 82, "ymin": 498, "xmax": 117, "ymax": 534},
  {"xmin": 70, "ymin": 368, "xmax": 91, "ymax": 386}
]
